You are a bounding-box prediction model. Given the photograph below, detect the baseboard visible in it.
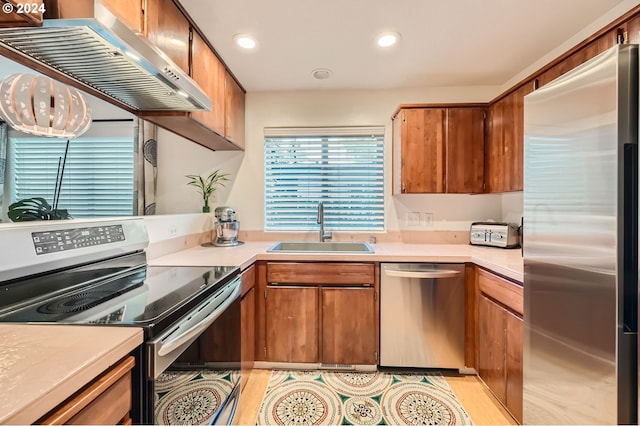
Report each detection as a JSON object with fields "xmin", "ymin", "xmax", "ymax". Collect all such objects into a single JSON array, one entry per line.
[
  {"xmin": 458, "ymin": 367, "xmax": 478, "ymax": 375},
  {"xmin": 253, "ymin": 361, "xmax": 377, "ymax": 372}
]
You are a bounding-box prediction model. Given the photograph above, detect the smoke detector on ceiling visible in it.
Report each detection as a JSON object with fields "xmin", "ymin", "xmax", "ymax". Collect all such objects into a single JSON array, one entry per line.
[{"xmin": 311, "ymin": 68, "xmax": 332, "ymax": 80}]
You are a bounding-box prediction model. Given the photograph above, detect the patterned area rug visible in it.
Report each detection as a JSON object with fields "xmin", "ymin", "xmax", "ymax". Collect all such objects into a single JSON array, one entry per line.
[
  {"xmin": 256, "ymin": 370, "xmax": 473, "ymax": 425},
  {"xmin": 154, "ymin": 369, "xmax": 237, "ymax": 425}
]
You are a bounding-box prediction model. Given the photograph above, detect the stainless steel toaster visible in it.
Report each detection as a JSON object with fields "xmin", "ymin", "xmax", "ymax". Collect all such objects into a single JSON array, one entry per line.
[{"xmin": 470, "ymin": 221, "xmax": 520, "ymax": 248}]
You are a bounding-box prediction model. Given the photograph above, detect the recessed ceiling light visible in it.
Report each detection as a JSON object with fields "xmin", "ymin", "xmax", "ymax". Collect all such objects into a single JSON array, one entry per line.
[
  {"xmin": 311, "ymin": 68, "xmax": 332, "ymax": 80},
  {"xmin": 376, "ymin": 32, "xmax": 401, "ymax": 47},
  {"xmin": 233, "ymin": 33, "xmax": 257, "ymax": 49}
]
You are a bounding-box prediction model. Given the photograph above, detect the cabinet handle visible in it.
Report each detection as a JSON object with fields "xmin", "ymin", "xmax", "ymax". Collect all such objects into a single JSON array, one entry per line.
[{"xmin": 402, "ymin": 182, "xmax": 406, "ymax": 192}]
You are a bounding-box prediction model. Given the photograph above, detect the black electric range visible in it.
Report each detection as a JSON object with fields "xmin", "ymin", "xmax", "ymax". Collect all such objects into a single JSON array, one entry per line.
[
  {"xmin": 0, "ymin": 251, "xmax": 239, "ymax": 339},
  {"xmin": 0, "ymin": 218, "xmax": 242, "ymax": 424}
]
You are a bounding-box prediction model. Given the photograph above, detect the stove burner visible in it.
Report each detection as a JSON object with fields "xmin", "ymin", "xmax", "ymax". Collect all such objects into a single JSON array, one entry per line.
[{"xmin": 37, "ymin": 290, "xmax": 119, "ymax": 314}]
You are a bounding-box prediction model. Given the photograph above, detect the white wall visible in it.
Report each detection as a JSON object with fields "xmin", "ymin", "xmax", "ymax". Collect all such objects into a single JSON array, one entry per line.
[
  {"xmin": 501, "ymin": 191, "xmax": 523, "ymax": 224},
  {"xmin": 155, "ymin": 127, "xmax": 243, "ymax": 215},
  {"xmin": 156, "ymin": 85, "xmax": 506, "ymax": 232}
]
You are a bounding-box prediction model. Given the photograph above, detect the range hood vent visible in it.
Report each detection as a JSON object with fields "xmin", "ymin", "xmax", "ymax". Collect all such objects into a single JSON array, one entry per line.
[{"xmin": 0, "ymin": 4, "xmax": 212, "ymax": 112}]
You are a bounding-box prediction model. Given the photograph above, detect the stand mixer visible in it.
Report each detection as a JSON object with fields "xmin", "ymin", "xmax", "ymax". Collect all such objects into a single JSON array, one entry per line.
[{"xmin": 213, "ymin": 206, "xmax": 241, "ymax": 246}]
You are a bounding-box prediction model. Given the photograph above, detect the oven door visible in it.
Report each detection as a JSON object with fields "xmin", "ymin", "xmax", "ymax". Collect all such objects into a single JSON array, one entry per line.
[
  {"xmin": 148, "ymin": 275, "xmax": 241, "ymax": 425},
  {"xmin": 148, "ymin": 276, "xmax": 241, "ymax": 378}
]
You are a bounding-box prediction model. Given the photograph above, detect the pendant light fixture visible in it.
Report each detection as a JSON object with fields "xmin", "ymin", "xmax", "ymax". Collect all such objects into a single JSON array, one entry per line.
[{"xmin": 0, "ymin": 73, "xmax": 92, "ymax": 138}]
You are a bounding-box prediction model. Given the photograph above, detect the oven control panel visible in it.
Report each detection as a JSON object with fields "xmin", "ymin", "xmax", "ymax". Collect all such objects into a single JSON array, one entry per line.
[{"xmin": 32, "ymin": 225, "xmax": 125, "ymax": 255}]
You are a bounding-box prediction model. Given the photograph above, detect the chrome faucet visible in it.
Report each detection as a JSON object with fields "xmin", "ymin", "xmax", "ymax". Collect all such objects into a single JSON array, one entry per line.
[{"xmin": 317, "ymin": 201, "xmax": 332, "ymax": 242}]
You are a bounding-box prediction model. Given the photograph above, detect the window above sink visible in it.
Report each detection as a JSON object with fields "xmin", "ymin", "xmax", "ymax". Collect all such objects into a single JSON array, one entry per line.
[{"xmin": 263, "ymin": 126, "xmax": 385, "ymax": 232}]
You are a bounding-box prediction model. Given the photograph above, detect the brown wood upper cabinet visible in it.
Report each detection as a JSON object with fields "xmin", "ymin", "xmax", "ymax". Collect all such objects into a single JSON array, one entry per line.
[
  {"xmin": 99, "ymin": 0, "xmax": 143, "ymax": 34},
  {"xmin": 485, "ymin": 86, "xmax": 529, "ymax": 193},
  {"xmin": 145, "ymin": 0, "xmax": 190, "ymax": 74},
  {"xmin": 191, "ymin": 30, "xmax": 226, "ymax": 135},
  {"xmin": 140, "ymin": 29, "xmax": 246, "ymax": 151},
  {"xmin": 121, "ymin": 0, "xmax": 246, "ymax": 151},
  {"xmin": 392, "ymin": 106, "xmax": 485, "ymax": 194},
  {"xmin": 225, "ymin": 71, "xmax": 246, "ymax": 148}
]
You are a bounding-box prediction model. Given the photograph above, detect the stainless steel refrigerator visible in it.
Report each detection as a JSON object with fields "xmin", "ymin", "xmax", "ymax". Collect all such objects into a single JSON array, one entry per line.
[{"xmin": 523, "ymin": 44, "xmax": 638, "ymax": 424}]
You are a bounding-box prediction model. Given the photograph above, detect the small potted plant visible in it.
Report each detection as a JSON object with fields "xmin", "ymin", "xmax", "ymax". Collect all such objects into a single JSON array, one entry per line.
[{"xmin": 186, "ymin": 170, "xmax": 230, "ymax": 213}]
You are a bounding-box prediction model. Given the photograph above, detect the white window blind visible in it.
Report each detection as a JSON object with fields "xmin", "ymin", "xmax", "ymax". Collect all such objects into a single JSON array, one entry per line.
[
  {"xmin": 9, "ymin": 121, "xmax": 135, "ymax": 218},
  {"xmin": 264, "ymin": 126, "xmax": 385, "ymax": 231}
]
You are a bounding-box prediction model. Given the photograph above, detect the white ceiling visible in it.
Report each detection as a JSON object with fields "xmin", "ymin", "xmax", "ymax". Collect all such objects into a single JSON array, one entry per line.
[{"xmin": 181, "ymin": 0, "xmax": 632, "ymax": 92}]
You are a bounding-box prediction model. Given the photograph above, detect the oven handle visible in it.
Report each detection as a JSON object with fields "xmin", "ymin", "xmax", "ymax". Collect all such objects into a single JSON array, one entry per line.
[{"xmin": 157, "ymin": 277, "xmax": 241, "ymax": 357}]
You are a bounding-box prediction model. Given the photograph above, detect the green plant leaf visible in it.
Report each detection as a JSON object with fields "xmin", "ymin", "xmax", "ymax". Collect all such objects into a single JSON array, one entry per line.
[
  {"xmin": 185, "ymin": 170, "xmax": 231, "ymax": 205},
  {"xmin": 8, "ymin": 197, "xmax": 72, "ymax": 222}
]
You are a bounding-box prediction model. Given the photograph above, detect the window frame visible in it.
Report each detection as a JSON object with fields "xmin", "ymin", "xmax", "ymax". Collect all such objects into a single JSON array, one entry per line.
[{"xmin": 264, "ymin": 126, "xmax": 385, "ymax": 232}]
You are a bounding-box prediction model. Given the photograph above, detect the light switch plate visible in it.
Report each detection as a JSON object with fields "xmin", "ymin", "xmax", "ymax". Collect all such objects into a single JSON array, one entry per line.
[
  {"xmin": 422, "ymin": 212, "xmax": 433, "ymax": 227},
  {"xmin": 406, "ymin": 212, "xmax": 420, "ymax": 226}
]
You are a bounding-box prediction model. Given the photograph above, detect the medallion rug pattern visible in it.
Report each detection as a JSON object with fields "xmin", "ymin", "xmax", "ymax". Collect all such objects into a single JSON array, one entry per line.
[
  {"xmin": 154, "ymin": 369, "xmax": 236, "ymax": 425},
  {"xmin": 256, "ymin": 370, "xmax": 473, "ymax": 425}
]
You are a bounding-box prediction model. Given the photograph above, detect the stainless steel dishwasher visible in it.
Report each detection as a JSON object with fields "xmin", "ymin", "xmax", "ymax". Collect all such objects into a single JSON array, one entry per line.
[{"xmin": 380, "ymin": 263, "xmax": 465, "ymax": 369}]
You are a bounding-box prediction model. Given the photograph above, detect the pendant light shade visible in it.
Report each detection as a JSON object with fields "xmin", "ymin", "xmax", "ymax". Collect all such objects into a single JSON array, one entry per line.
[{"xmin": 0, "ymin": 73, "xmax": 92, "ymax": 138}]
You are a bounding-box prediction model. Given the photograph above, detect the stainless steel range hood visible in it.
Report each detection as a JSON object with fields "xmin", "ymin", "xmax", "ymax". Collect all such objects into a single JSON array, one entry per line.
[{"xmin": 0, "ymin": 2, "xmax": 212, "ymax": 112}]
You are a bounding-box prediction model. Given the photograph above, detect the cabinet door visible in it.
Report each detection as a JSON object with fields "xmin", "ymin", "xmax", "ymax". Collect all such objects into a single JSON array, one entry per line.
[
  {"xmin": 321, "ymin": 287, "xmax": 377, "ymax": 365},
  {"xmin": 224, "ymin": 71, "xmax": 245, "ymax": 148},
  {"xmin": 38, "ymin": 356, "xmax": 134, "ymax": 425},
  {"xmin": 485, "ymin": 99, "xmax": 505, "ymax": 193},
  {"xmin": 505, "ymin": 310, "xmax": 523, "ymax": 423},
  {"xmin": 486, "ymin": 86, "xmax": 530, "ymax": 193},
  {"xmin": 446, "ymin": 108, "xmax": 485, "ymax": 193},
  {"xmin": 399, "ymin": 108, "xmax": 445, "ymax": 193},
  {"xmin": 191, "ymin": 31, "xmax": 226, "ymax": 135},
  {"xmin": 240, "ymin": 288, "xmax": 255, "ymax": 390},
  {"xmin": 265, "ymin": 286, "xmax": 319, "ymax": 363},
  {"xmin": 145, "ymin": 0, "xmax": 190, "ymax": 74},
  {"xmin": 478, "ymin": 294, "xmax": 507, "ymax": 402},
  {"xmin": 99, "ymin": 0, "xmax": 143, "ymax": 34},
  {"xmin": 508, "ymin": 86, "xmax": 528, "ymax": 192}
]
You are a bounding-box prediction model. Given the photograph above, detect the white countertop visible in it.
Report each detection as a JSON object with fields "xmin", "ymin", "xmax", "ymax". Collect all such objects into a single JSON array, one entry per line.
[
  {"xmin": 149, "ymin": 241, "xmax": 524, "ymax": 282},
  {"xmin": 0, "ymin": 324, "xmax": 143, "ymax": 425},
  {"xmin": 0, "ymin": 242, "xmax": 520, "ymax": 424}
]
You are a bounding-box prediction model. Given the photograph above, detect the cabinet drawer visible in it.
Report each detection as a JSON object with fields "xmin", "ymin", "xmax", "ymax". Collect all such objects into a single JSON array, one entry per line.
[
  {"xmin": 267, "ymin": 262, "xmax": 374, "ymax": 285},
  {"xmin": 39, "ymin": 356, "xmax": 134, "ymax": 425},
  {"xmin": 478, "ymin": 268, "xmax": 523, "ymax": 315}
]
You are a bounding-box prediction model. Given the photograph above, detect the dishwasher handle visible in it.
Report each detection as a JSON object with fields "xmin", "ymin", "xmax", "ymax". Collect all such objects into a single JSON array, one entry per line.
[{"xmin": 384, "ymin": 269, "xmax": 461, "ymax": 279}]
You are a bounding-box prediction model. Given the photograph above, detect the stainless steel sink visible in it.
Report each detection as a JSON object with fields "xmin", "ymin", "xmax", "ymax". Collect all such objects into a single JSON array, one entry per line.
[{"xmin": 267, "ymin": 241, "xmax": 375, "ymax": 253}]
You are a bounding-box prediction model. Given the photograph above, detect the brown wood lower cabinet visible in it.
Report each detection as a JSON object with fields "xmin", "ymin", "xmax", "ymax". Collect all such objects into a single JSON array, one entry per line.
[
  {"xmin": 505, "ymin": 310, "xmax": 523, "ymax": 422},
  {"xmin": 478, "ymin": 294, "xmax": 507, "ymax": 402},
  {"xmin": 265, "ymin": 285, "xmax": 319, "ymax": 363},
  {"xmin": 321, "ymin": 287, "xmax": 377, "ymax": 365},
  {"xmin": 477, "ymin": 268, "xmax": 523, "ymax": 423},
  {"xmin": 240, "ymin": 265, "xmax": 256, "ymax": 390},
  {"xmin": 260, "ymin": 262, "xmax": 378, "ymax": 365},
  {"xmin": 38, "ymin": 356, "xmax": 134, "ymax": 425}
]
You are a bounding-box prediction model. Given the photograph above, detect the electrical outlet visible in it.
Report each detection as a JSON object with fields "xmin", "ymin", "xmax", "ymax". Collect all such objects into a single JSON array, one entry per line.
[
  {"xmin": 406, "ymin": 212, "xmax": 420, "ymax": 226},
  {"xmin": 210, "ymin": 192, "xmax": 217, "ymax": 204},
  {"xmin": 168, "ymin": 225, "xmax": 178, "ymax": 236},
  {"xmin": 422, "ymin": 212, "xmax": 433, "ymax": 227}
]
